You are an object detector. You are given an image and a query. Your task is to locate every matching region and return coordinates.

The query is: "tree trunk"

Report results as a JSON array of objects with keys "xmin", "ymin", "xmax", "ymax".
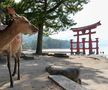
[{"xmin": 36, "ymin": 24, "xmax": 43, "ymax": 55}]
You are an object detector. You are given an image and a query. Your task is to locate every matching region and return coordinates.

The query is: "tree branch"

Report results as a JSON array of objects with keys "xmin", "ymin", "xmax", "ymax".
[
  {"xmin": 46, "ymin": 0, "xmax": 65, "ymax": 13},
  {"xmin": 44, "ymin": 0, "xmax": 47, "ymax": 11},
  {"xmin": 35, "ymin": 0, "xmax": 44, "ymax": 3}
]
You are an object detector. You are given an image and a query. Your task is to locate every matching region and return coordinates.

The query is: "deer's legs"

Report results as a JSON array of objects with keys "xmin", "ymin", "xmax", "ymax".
[
  {"xmin": 12, "ymin": 57, "xmax": 17, "ymax": 76},
  {"xmin": 12, "ymin": 55, "xmax": 20, "ymax": 80},
  {"xmin": 17, "ymin": 56, "xmax": 20, "ymax": 80},
  {"xmin": 7, "ymin": 54, "xmax": 13, "ymax": 87}
]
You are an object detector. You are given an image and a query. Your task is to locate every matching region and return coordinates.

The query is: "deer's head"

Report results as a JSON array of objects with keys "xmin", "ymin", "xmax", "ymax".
[{"xmin": 7, "ymin": 7, "xmax": 38, "ymax": 34}]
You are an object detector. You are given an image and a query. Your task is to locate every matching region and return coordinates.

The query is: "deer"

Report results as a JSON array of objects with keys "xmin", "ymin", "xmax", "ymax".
[{"xmin": 0, "ymin": 7, "xmax": 38, "ymax": 87}]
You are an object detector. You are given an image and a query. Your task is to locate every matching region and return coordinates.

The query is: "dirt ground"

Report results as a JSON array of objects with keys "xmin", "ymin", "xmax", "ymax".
[{"xmin": 0, "ymin": 55, "xmax": 108, "ymax": 90}]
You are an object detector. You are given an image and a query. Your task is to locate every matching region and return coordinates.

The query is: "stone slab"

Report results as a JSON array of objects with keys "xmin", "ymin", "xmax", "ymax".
[{"xmin": 48, "ymin": 75, "xmax": 88, "ymax": 90}]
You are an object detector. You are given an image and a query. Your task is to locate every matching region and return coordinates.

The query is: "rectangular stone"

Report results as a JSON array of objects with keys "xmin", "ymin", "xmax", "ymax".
[{"xmin": 48, "ymin": 75, "xmax": 88, "ymax": 90}]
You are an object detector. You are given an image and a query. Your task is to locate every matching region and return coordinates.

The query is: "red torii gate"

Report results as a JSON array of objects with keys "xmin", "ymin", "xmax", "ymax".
[{"xmin": 70, "ymin": 21, "xmax": 101, "ymax": 55}]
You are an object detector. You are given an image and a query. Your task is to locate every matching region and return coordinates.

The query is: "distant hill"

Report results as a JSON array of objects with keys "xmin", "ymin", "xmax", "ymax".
[
  {"xmin": 22, "ymin": 34, "xmax": 70, "ymax": 50},
  {"xmin": 22, "ymin": 34, "xmax": 37, "ymax": 43}
]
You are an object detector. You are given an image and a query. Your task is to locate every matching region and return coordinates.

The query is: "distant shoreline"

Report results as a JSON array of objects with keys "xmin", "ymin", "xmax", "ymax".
[{"xmin": 22, "ymin": 49, "xmax": 108, "ymax": 56}]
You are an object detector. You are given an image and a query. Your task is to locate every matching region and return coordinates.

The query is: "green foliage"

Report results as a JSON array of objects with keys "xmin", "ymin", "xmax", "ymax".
[
  {"xmin": 14, "ymin": 0, "xmax": 89, "ymax": 35},
  {"xmin": 0, "ymin": 0, "xmax": 15, "ymax": 24},
  {"xmin": 0, "ymin": 0, "xmax": 15, "ymax": 9}
]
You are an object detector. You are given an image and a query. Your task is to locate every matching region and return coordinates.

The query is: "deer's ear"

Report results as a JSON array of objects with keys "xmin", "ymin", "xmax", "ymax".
[
  {"xmin": 6, "ymin": 7, "xmax": 19, "ymax": 19},
  {"xmin": 7, "ymin": 7, "xmax": 16, "ymax": 15}
]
